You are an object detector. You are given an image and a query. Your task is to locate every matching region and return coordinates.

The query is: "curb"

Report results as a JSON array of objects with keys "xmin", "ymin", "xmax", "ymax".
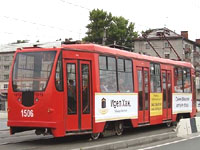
[
  {"xmin": 73, "ymin": 132, "xmax": 176, "ymax": 150},
  {"xmin": 0, "ymin": 129, "xmax": 9, "ymax": 131}
]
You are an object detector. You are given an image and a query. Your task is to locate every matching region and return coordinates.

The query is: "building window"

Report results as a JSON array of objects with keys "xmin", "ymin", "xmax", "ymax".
[
  {"xmin": 150, "ymin": 63, "xmax": 161, "ymax": 92},
  {"xmin": 196, "ymin": 47, "xmax": 200, "ymax": 53},
  {"xmin": 4, "ymin": 56, "xmax": 9, "ymax": 61},
  {"xmin": 4, "ymin": 84, "xmax": 8, "ymax": 89},
  {"xmin": 165, "ymin": 54, "xmax": 170, "ymax": 59},
  {"xmin": 4, "ymin": 74, "xmax": 9, "ymax": 80},
  {"xmin": 4, "ymin": 65, "xmax": 9, "ymax": 70},
  {"xmin": 0, "ymin": 93, "xmax": 7, "ymax": 111},
  {"xmin": 185, "ymin": 44, "xmax": 191, "ymax": 49},
  {"xmin": 0, "ymin": 101, "xmax": 6, "ymax": 111},
  {"xmin": 165, "ymin": 42, "xmax": 169, "ymax": 48},
  {"xmin": 185, "ymin": 52, "xmax": 191, "ymax": 59},
  {"xmin": 145, "ymin": 43, "xmax": 150, "ymax": 49}
]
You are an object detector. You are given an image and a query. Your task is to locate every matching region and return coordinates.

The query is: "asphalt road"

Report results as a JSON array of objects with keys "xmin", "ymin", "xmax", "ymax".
[
  {"xmin": 149, "ymin": 135, "xmax": 200, "ymax": 150},
  {"xmin": 0, "ymin": 124, "xmax": 175, "ymax": 150},
  {"xmin": 125, "ymin": 133, "xmax": 200, "ymax": 150}
]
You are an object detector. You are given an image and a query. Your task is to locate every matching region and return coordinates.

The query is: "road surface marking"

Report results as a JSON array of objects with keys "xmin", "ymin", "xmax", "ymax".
[{"xmin": 137, "ymin": 134, "xmax": 200, "ymax": 150}]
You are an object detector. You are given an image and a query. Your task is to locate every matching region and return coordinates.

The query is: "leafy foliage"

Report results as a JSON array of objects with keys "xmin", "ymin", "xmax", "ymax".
[
  {"xmin": 83, "ymin": 9, "xmax": 138, "ymax": 49},
  {"xmin": 141, "ymin": 29, "xmax": 153, "ymax": 37}
]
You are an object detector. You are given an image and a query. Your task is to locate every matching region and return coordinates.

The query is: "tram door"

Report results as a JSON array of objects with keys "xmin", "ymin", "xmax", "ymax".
[
  {"xmin": 137, "ymin": 67, "xmax": 150, "ymax": 123},
  {"xmin": 65, "ymin": 60, "xmax": 92, "ymax": 131},
  {"xmin": 162, "ymin": 70, "xmax": 172, "ymax": 120}
]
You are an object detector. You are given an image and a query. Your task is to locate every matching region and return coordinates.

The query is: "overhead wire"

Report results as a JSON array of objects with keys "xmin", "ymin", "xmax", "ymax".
[
  {"xmin": 0, "ymin": 0, "xmax": 156, "ymax": 43},
  {"xmin": 59, "ymin": 0, "xmax": 91, "ymax": 11},
  {"xmin": 0, "ymin": 15, "xmax": 76, "ymax": 33},
  {"xmin": 0, "ymin": 14, "xmax": 83, "ymax": 42}
]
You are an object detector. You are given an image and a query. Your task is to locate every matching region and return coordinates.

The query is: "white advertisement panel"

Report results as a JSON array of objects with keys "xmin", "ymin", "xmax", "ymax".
[
  {"xmin": 95, "ymin": 93, "xmax": 138, "ymax": 123},
  {"xmin": 172, "ymin": 93, "xmax": 192, "ymax": 114}
]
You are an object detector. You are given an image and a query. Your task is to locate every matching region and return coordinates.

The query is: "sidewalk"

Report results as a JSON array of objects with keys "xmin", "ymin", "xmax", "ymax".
[{"xmin": 0, "ymin": 118, "xmax": 8, "ymax": 130}]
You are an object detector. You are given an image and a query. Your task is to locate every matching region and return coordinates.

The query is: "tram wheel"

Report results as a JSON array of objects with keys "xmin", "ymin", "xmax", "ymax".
[
  {"xmin": 91, "ymin": 133, "xmax": 100, "ymax": 140},
  {"xmin": 115, "ymin": 121, "xmax": 124, "ymax": 136}
]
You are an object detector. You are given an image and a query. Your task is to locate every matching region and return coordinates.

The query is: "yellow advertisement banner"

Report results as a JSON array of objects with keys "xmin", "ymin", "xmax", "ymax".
[{"xmin": 150, "ymin": 93, "xmax": 163, "ymax": 116}]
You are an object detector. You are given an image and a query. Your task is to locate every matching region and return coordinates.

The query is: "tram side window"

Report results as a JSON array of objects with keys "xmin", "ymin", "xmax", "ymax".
[
  {"xmin": 150, "ymin": 63, "xmax": 161, "ymax": 92},
  {"xmin": 82, "ymin": 64, "xmax": 90, "ymax": 114},
  {"xmin": 55, "ymin": 53, "xmax": 63, "ymax": 91},
  {"xmin": 117, "ymin": 59, "xmax": 133, "ymax": 92},
  {"xmin": 67, "ymin": 64, "xmax": 77, "ymax": 114},
  {"xmin": 174, "ymin": 67, "xmax": 191, "ymax": 93},
  {"xmin": 138, "ymin": 70, "xmax": 143, "ymax": 110},
  {"xmin": 99, "ymin": 56, "xmax": 117, "ymax": 92},
  {"xmin": 183, "ymin": 68, "xmax": 191, "ymax": 93}
]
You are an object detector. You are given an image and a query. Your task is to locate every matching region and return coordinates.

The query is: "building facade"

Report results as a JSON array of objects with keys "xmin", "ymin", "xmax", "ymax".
[
  {"xmin": 0, "ymin": 51, "xmax": 14, "ymax": 117},
  {"xmin": 133, "ymin": 28, "xmax": 200, "ymax": 99}
]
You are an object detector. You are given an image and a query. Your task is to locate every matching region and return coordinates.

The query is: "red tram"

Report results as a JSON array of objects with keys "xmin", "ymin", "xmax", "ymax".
[{"xmin": 7, "ymin": 44, "xmax": 196, "ymax": 138}]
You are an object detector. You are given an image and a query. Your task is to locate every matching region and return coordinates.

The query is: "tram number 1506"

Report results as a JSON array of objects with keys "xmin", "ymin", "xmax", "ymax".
[{"xmin": 21, "ymin": 109, "xmax": 34, "ymax": 117}]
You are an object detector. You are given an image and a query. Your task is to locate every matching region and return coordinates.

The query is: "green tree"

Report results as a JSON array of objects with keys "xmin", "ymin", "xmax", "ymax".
[
  {"xmin": 107, "ymin": 16, "xmax": 138, "ymax": 48},
  {"xmin": 83, "ymin": 9, "xmax": 138, "ymax": 49},
  {"xmin": 83, "ymin": 9, "xmax": 112, "ymax": 44},
  {"xmin": 141, "ymin": 29, "xmax": 153, "ymax": 37}
]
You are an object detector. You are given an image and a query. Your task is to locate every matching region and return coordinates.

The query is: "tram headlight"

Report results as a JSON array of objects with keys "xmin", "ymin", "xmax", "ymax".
[
  {"xmin": 48, "ymin": 108, "xmax": 54, "ymax": 113},
  {"xmin": 7, "ymin": 107, "xmax": 10, "ymax": 112}
]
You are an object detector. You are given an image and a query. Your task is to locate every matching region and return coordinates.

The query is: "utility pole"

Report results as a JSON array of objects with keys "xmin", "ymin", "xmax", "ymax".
[{"xmin": 102, "ymin": 28, "xmax": 107, "ymax": 45}]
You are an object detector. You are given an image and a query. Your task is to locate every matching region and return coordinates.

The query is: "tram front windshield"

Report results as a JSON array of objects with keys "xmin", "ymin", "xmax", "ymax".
[{"xmin": 12, "ymin": 51, "xmax": 56, "ymax": 92}]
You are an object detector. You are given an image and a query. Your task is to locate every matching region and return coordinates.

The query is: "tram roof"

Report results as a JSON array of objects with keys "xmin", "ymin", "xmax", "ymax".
[{"xmin": 62, "ymin": 44, "xmax": 194, "ymax": 69}]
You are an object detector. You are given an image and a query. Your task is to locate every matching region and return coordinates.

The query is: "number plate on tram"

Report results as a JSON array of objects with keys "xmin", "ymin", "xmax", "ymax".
[{"xmin": 21, "ymin": 109, "xmax": 34, "ymax": 117}]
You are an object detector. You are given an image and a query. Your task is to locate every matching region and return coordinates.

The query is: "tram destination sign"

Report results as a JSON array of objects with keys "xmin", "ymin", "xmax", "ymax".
[{"xmin": 95, "ymin": 93, "xmax": 138, "ymax": 123}]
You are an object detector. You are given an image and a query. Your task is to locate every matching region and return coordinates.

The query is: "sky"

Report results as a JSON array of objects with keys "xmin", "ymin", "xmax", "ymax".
[{"xmin": 0, "ymin": 0, "xmax": 200, "ymax": 44}]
